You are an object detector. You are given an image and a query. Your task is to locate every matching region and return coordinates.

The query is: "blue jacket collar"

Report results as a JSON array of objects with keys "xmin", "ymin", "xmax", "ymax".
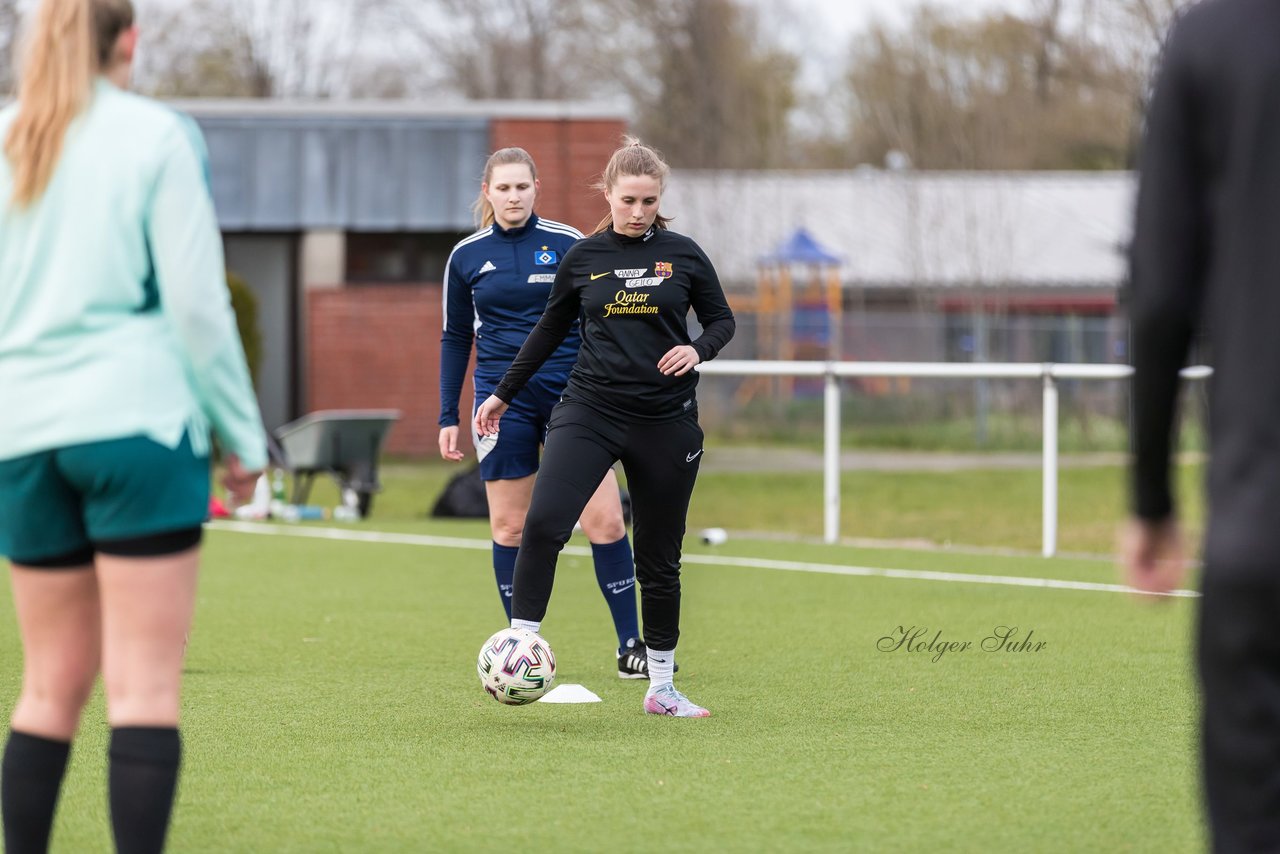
[{"xmin": 493, "ymin": 213, "xmax": 540, "ymax": 241}]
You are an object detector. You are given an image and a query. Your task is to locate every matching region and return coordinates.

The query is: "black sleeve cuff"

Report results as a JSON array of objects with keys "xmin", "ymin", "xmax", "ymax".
[{"xmin": 1133, "ymin": 495, "xmax": 1174, "ymax": 521}]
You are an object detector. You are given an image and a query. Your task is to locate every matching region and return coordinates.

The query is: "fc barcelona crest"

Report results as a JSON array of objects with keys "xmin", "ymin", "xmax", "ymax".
[{"xmin": 655, "ymin": 261, "xmax": 673, "ymax": 278}]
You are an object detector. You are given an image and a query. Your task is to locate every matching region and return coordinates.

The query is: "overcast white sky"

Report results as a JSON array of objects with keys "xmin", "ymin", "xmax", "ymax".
[{"xmin": 802, "ymin": 0, "xmax": 1035, "ymax": 35}]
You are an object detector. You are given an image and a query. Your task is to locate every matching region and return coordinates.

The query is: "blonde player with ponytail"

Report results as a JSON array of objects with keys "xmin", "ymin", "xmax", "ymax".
[
  {"xmin": 0, "ymin": 1, "xmax": 265, "ymax": 851},
  {"xmin": 475, "ymin": 138, "xmax": 735, "ymax": 717}
]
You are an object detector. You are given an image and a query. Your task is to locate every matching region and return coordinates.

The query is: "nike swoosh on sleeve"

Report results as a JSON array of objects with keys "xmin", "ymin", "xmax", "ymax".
[{"xmin": 590, "ymin": 272, "xmax": 611, "ymax": 280}]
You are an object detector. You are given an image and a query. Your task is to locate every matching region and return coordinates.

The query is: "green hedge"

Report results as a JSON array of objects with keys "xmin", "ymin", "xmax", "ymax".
[{"xmin": 227, "ymin": 271, "xmax": 262, "ymax": 387}]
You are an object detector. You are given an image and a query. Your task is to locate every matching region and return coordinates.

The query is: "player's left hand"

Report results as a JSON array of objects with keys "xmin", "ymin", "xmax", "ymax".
[{"xmin": 658, "ymin": 345, "xmax": 701, "ymax": 376}]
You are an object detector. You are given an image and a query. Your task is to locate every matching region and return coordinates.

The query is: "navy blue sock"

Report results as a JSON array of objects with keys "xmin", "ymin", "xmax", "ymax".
[
  {"xmin": 108, "ymin": 726, "xmax": 181, "ymax": 854},
  {"xmin": 591, "ymin": 535, "xmax": 640, "ymax": 649},
  {"xmin": 493, "ymin": 543, "xmax": 518, "ymax": 621},
  {"xmin": 2, "ymin": 729, "xmax": 71, "ymax": 854}
]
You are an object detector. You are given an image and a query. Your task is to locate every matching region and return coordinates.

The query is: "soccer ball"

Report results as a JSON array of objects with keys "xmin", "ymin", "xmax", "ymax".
[{"xmin": 477, "ymin": 628, "xmax": 556, "ymax": 705}]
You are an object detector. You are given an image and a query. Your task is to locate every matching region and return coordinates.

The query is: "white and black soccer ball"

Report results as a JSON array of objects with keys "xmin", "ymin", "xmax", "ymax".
[{"xmin": 477, "ymin": 628, "xmax": 556, "ymax": 705}]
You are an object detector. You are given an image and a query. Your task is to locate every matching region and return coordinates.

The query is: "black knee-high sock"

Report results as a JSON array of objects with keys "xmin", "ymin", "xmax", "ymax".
[
  {"xmin": 108, "ymin": 727, "xmax": 181, "ymax": 854},
  {"xmin": 2, "ymin": 729, "xmax": 72, "ymax": 854}
]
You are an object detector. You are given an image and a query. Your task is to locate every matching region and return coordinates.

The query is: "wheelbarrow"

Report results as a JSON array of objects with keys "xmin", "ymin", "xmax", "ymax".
[{"xmin": 273, "ymin": 409, "xmax": 401, "ymax": 518}]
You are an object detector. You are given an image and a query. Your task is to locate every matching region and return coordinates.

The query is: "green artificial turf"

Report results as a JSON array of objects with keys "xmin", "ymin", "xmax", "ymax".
[
  {"xmin": 304, "ymin": 458, "xmax": 1206, "ymax": 557},
  {"xmin": 0, "ymin": 525, "xmax": 1204, "ymax": 852},
  {"xmin": 690, "ymin": 464, "xmax": 1206, "ymax": 556}
]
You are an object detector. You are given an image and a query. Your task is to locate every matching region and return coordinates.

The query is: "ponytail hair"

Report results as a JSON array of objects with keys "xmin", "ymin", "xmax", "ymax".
[
  {"xmin": 4, "ymin": 0, "xmax": 135, "ymax": 207},
  {"xmin": 592, "ymin": 137, "xmax": 673, "ymax": 235},
  {"xmin": 472, "ymin": 146, "xmax": 538, "ymax": 228}
]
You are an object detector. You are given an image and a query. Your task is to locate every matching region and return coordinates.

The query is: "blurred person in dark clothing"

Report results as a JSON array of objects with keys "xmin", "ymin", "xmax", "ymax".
[{"xmin": 1124, "ymin": 1, "xmax": 1280, "ymax": 850}]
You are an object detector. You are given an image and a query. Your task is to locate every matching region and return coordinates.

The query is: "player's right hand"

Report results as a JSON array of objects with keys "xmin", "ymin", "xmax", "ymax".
[
  {"xmin": 438, "ymin": 426, "xmax": 465, "ymax": 462},
  {"xmin": 1118, "ymin": 516, "xmax": 1187, "ymax": 597},
  {"xmin": 473, "ymin": 394, "xmax": 509, "ymax": 437},
  {"xmin": 222, "ymin": 454, "xmax": 262, "ymax": 504}
]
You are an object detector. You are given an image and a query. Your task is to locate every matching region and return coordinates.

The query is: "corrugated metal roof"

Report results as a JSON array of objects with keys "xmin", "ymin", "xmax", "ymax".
[
  {"xmin": 663, "ymin": 170, "xmax": 1136, "ymax": 288},
  {"xmin": 191, "ymin": 113, "xmax": 489, "ymax": 231},
  {"xmin": 177, "ymin": 99, "xmax": 628, "ymax": 231},
  {"xmin": 172, "ymin": 98, "xmax": 628, "ymax": 120}
]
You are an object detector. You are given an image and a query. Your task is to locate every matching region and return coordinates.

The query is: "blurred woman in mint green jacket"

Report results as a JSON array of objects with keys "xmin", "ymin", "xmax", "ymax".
[{"xmin": 0, "ymin": 1, "xmax": 266, "ymax": 851}]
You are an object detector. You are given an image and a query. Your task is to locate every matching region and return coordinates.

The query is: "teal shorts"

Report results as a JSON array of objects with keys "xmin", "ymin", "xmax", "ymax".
[{"xmin": 0, "ymin": 432, "xmax": 210, "ymax": 566}]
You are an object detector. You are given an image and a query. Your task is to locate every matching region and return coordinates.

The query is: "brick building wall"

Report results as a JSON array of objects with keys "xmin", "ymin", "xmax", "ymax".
[
  {"xmin": 490, "ymin": 118, "xmax": 628, "ymax": 232},
  {"xmin": 307, "ymin": 286, "xmax": 444, "ymax": 457}
]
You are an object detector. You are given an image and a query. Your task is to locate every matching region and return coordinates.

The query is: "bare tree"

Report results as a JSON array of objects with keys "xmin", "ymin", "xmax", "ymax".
[
  {"xmin": 1115, "ymin": 0, "xmax": 1187, "ymax": 45},
  {"xmin": 1, "ymin": 0, "xmax": 21, "ymax": 95},
  {"xmin": 391, "ymin": 0, "xmax": 800, "ymax": 168},
  {"xmin": 631, "ymin": 0, "xmax": 800, "ymax": 169},
  {"xmin": 1029, "ymin": 0, "xmax": 1066, "ymax": 103},
  {"xmin": 392, "ymin": 0, "xmax": 633, "ymax": 100},
  {"xmin": 132, "ymin": 0, "xmax": 256, "ymax": 97},
  {"xmin": 132, "ymin": 0, "xmax": 398, "ymax": 98},
  {"xmin": 230, "ymin": 0, "xmax": 394, "ymax": 98},
  {"xmin": 840, "ymin": 7, "xmax": 1137, "ymax": 171},
  {"xmin": 1074, "ymin": 0, "xmax": 1195, "ymax": 164},
  {"xmin": 1071, "ymin": 0, "xmax": 1192, "ymax": 81}
]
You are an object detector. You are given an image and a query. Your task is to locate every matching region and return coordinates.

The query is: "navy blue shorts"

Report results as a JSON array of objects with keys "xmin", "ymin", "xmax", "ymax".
[{"xmin": 472, "ymin": 370, "xmax": 568, "ymax": 482}]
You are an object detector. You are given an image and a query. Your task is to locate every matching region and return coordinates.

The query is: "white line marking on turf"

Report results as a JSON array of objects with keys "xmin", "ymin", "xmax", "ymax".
[
  {"xmin": 212, "ymin": 520, "xmax": 495, "ymax": 552},
  {"xmin": 686, "ymin": 553, "xmax": 1198, "ymax": 597},
  {"xmin": 207, "ymin": 521, "xmax": 1198, "ymax": 598}
]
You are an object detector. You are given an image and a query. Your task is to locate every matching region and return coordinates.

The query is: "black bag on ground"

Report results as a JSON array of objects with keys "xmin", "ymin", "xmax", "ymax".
[
  {"xmin": 431, "ymin": 465, "xmax": 489, "ymax": 518},
  {"xmin": 429, "ymin": 464, "xmax": 632, "ymax": 525}
]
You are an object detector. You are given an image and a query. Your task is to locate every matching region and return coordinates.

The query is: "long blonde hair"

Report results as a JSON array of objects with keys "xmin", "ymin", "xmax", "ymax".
[
  {"xmin": 592, "ymin": 137, "xmax": 673, "ymax": 235},
  {"xmin": 472, "ymin": 147, "xmax": 538, "ymax": 228},
  {"xmin": 4, "ymin": 0, "xmax": 135, "ymax": 206}
]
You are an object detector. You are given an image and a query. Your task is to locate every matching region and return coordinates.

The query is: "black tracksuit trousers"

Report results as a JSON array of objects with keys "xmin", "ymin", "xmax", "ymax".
[
  {"xmin": 511, "ymin": 400, "xmax": 704, "ymax": 651},
  {"xmin": 1198, "ymin": 571, "xmax": 1280, "ymax": 853}
]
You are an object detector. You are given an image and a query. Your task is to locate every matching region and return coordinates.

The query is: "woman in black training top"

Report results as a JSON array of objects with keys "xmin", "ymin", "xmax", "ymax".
[{"xmin": 474, "ymin": 138, "xmax": 734, "ymax": 717}]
